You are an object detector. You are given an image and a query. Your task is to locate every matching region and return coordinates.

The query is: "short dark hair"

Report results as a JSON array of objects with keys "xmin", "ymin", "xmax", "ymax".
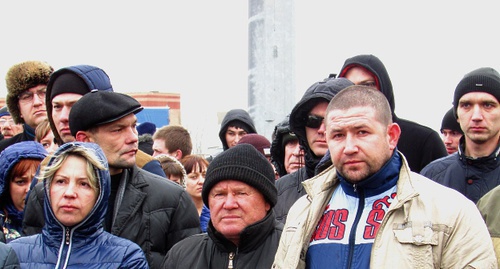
[{"xmin": 326, "ymin": 85, "xmax": 392, "ymax": 126}]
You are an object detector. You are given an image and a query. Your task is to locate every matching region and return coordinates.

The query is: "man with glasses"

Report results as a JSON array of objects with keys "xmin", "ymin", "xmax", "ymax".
[
  {"xmin": 274, "ymin": 77, "xmax": 353, "ymax": 224},
  {"xmin": 0, "ymin": 106, "xmax": 23, "ymax": 140},
  {"xmin": 0, "ymin": 60, "xmax": 53, "ymax": 152}
]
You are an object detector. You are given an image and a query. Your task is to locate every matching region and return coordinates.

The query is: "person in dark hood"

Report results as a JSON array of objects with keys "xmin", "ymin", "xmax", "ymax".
[
  {"xmin": 274, "ymin": 77, "xmax": 353, "ymax": 224},
  {"xmin": 9, "ymin": 142, "xmax": 148, "ymax": 268},
  {"xmin": 440, "ymin": 107, "xmax": 463, "ymax": 155},
  {"xmin": 338, "ymin": 54, "xmax": 447, "ymax": 173},
  {"xmin": 218, "ymin": 109, "xmax": 257, "ymax": 151},
  {"xmin": 271, "ymin": 114, "xmax": 304, "ymax": 178}
]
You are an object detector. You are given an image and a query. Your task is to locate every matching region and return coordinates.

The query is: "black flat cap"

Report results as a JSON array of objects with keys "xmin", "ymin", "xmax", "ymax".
[{"xmin": 69, "ymin": 90, "xmax": 143, "ymax": 136}]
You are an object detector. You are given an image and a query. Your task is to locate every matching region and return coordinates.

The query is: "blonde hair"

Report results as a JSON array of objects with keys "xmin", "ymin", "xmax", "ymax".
[{"xmin": 42, "ymin": 146, "xmax": 106, "ymax": 195}]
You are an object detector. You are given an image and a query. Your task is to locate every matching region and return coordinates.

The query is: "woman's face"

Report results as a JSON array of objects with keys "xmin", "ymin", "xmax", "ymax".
[
  {"xmin": 10, "ymin": 164, "xmax": 36, "ymax": 211},
  {"xmin": 50, "ymin": 155, "xmax": 98, "ymax": 227},
  {"xmin": 186, "ymin": 162, "xmax": 207, "ymax": 200}
]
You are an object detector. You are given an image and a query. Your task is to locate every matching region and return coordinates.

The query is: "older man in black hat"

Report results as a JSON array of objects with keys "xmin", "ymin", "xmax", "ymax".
[
  {"xmin": 162, "ymin": 143, "xmax": 283, "ymax": 268},
  {"xmin": 66, "ymin": 90, "xmax": 200, "ymax": 268}
]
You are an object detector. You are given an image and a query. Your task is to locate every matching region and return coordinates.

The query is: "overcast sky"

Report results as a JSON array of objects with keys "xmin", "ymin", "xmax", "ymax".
[{"xmin": 1, "ymin": 1, "xmax": 499, "ymax": 153}]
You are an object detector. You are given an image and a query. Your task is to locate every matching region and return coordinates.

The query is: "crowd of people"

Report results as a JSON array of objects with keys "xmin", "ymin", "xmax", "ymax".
[{"xmin": 0, "ymin": 54, "xmax": 498, "ymax": 268}]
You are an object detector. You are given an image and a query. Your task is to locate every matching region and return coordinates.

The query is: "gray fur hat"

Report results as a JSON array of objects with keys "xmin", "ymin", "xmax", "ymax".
[{"xmin": 5, "ymin": 60, "xmax": 53, "ymax": 124}]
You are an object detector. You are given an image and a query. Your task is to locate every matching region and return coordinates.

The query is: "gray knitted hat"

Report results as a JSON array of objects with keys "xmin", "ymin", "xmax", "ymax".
[{"xmin": 202, "ymin": 143, "xmax": 277, "ymax": 208}]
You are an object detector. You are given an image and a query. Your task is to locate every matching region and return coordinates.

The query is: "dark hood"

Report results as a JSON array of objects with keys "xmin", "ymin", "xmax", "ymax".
[
  {"xmin": 339, "ymin": 54, "xmax": 396, "ymax": 116},
  {"xmin": 270, "ymin": 115, "xmax": 293, "ymax": 177},
  {"xmin": 290, "ymin": 77, "xmax": 353, "ymax": 177},
  {"xmin": 42, "ymin": 142, "xmax": 110, "ymax": 247},
  {"xmin": 46, "ymin": 65, "xmax": 114, "ymax": 145},
  {"xmin": 218, "ymin": 109, "xmax": 257, "ymax": 150}
]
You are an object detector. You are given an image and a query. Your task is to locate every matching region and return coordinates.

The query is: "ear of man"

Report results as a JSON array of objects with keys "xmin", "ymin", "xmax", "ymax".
[{"xmin": 75, "ymin": 131, "xmax": 93, "ymax": 142}]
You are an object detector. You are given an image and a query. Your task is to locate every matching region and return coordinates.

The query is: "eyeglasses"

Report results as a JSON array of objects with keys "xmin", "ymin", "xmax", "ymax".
[
  {"xmin": 0, "ymin": 119, "xmax": 14, "ymax": 125},
  {"xmin": 305, "ymin": 115, "xmax": 324, "ymax": 129},
  {"xmin": 18, "ymin": 88, "xmax": 47, "ymax": 103}
]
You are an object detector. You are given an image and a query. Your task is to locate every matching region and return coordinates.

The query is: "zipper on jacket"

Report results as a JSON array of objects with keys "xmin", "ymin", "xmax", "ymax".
[
  {"xmin": 347, "ymin": 188, "xmax": 365, "ymax": 269},
  {"xmin": 65, "ymin": 227, "xmax": 70, "ymax": 245},
  {"xmin": 353, "ymin": 183, "xmax": 357, "ymax": 192},
  {"xmin": 228, "ymin": 252, "xmax": 235, "ymax": 269}
]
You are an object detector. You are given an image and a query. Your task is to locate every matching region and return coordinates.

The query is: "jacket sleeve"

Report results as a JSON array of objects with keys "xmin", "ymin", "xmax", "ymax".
[
  {"xmin": 166, "ymin": 190, "xmax": 201, "ymax": 251},
  {"xmin": 22, "ymin": 181, "xmax": 45, "ymax": 235},
  {"xmin": 0, "ymin": 243, "xmax": 20, "ymax": 269},
  {"xmin": 441, "ymin": 200, "xmax": 497, "ymax": 268},
  {"xmin": 121, "ymin": 244, "xmax": 150, "ymax": 269}
]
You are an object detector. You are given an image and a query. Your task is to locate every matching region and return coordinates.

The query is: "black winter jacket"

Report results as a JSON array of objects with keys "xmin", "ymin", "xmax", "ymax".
[
  {"xmin": 23, "ymin": 165, "xmax": 200, "ymax": 269},
  {"xmin": 421, "ymin": 137, "xmax": 500, "ymax": 203},
  {"xmin": 162, "ymin": 211, "xmax": 283, "ymax": 269},
  {"xmin": 339, "ymin": 54, "xmax": 447, "ymax": 172}
]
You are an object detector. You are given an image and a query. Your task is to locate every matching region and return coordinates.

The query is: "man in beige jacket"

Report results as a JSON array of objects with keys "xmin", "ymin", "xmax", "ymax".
[{"xmin": 273, "ymin": 85, "xmax": 496, "ymax": 268}]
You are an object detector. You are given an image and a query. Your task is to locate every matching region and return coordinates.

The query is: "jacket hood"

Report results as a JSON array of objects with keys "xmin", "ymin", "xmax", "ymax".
[
  {"xmin": 42, "ymin": 142, "xmax": 110, "ymax": 247},
  {"xmin": 0, "ymin": 141, "xmax": 47, "ymax": 197},
  {"xmin": 218, "ymin": 109, "xmax": 257, "ymax": 150},
  {"xmin": 270, "ymin": 114, "xmax": 295, "ymax": 177},
  {"xmin": 339, "ymin": 54, "xmax": 396, "ymax": 115},
  {"xmin": 46, "ymin": 65, "xmax": 114, "ymax": 145},
  {"xmin": 290, "ymin": 77, "xmax": 353, "ymax": 176}
]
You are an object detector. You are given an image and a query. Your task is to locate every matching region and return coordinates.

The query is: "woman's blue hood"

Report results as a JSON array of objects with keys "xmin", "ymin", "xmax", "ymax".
[
  {"xmin": 42, "ymin": 142, "xmax": 110, "ymax": 245},
  {"xmin": 0, "ymin": 141, "xmax": 47, "ymax": 197}
]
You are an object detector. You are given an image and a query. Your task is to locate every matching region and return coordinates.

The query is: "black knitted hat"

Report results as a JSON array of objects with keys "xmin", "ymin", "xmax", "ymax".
[
  {"xmin": 453, "ymin": 67, "xmax": 500, "ymax": 116},
  {"xmin": 202, "ymin": 143, "xmax": 277, "ymax": 208},
  {"xmin": 49, "ymin": 72, "xmax": 91, "ymax": 101},
  {"xmin": 5, "ymin": 60, "xmax": 53, "ymax": 124},
  {"xmin": 441, "ymin": 107, "xmax": 463, "ymax": 134},
  {"xmin": 69, "ymin": 90, "xmax": 143, "ymax": 136}
]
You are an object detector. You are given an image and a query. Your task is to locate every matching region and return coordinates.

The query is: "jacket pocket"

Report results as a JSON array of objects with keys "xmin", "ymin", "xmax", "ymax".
[{"xmin": 392, "ymin": 221, "xmax": 439, "ymax": 246}]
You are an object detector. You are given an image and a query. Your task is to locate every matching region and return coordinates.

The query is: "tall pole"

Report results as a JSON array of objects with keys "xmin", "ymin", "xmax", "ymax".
[{"xmin": 248, "ymin": 0, "xmax": 295, "ymax": 140}]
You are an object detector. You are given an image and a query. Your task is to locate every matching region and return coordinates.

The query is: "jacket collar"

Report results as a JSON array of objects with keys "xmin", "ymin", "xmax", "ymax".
[{"xmin": 207, "ymin": 210, "xmax": 277, "ymax": 253}]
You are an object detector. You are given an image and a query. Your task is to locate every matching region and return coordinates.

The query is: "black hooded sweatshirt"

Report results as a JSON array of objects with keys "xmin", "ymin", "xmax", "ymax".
[
  {"xmin": 339, "ymin": 54, "xmax": 447, "ymax": 173},
  {"xmin": 218, "ymin": 109, "xmax": 257, "ymax": 151},
  {"xmin": 274, "ymin": 77, "xmax": 354, "ymax": 224}
]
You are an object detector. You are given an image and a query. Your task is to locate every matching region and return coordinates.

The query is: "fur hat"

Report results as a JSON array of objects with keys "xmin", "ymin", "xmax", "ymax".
[
  {"xmin": 69, "ymin": 90, "xmax": 143, "ymax": 136},
  {"xmin": 453, "ymin": 67, "xmax": 500, "ymax": 117},
  {"xmin": 5, "ymin": 60, "xmax": 53, "ymax": 124},
  {"xmin": 202, "ymin": 143, "xmax": 277, "ymax": 208}
]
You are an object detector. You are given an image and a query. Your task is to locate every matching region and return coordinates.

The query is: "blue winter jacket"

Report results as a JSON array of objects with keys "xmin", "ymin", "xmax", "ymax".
[
  {"xmin": 9, "ymin": 142, "xmax": 149, "ymax": 268},
  {"xmin": 421, "ymin": 137, "xmax": 500, "ymax": 203},
  {"xmin": 0, "ymin": 141, "xmax": 47, "ymax": 243}
]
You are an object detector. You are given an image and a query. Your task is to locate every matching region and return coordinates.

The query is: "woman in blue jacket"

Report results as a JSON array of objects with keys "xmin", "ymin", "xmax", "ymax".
[
  {"xmin": 9, "ymin": 142, "xmax": 148, "ymax": 268},
  {"xmin": 0, "ymin": 141, "xmax": 46, "ymax": 243}
]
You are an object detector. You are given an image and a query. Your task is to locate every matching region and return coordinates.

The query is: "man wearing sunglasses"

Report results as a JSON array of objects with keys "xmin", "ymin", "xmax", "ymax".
[
  {"xmin": 274, "ymin": 77, "xmax": 353, "ymax": 224},
  {"xmin": 0, "ymin": 60, "xmax": 53, "ymax": 152}
]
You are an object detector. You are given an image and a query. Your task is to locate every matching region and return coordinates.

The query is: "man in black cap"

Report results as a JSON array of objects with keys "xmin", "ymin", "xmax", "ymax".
[
  {"xmin": 162, "ymin": 143, "xmax": 283, "ymax": 268},
  {"xmin": 440, "ymin": 107, "xmax": 463, "ymax": 154},
  {"xmin": 421, "ymin": 67, "xmax": 500, "ymax": 203},
  {"xmin": 43, "ymin": 90, "xmax": 200, "ymax": 268},
  {"xmin": 22, "ymin": 65, "xmax": 166, "ymax": 237}
]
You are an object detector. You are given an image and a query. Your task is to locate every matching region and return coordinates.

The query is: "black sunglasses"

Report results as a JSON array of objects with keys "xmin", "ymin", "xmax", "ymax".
[{"xmin": 305, "ymin": 115, "xmax": 324, "ymax": 129}]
